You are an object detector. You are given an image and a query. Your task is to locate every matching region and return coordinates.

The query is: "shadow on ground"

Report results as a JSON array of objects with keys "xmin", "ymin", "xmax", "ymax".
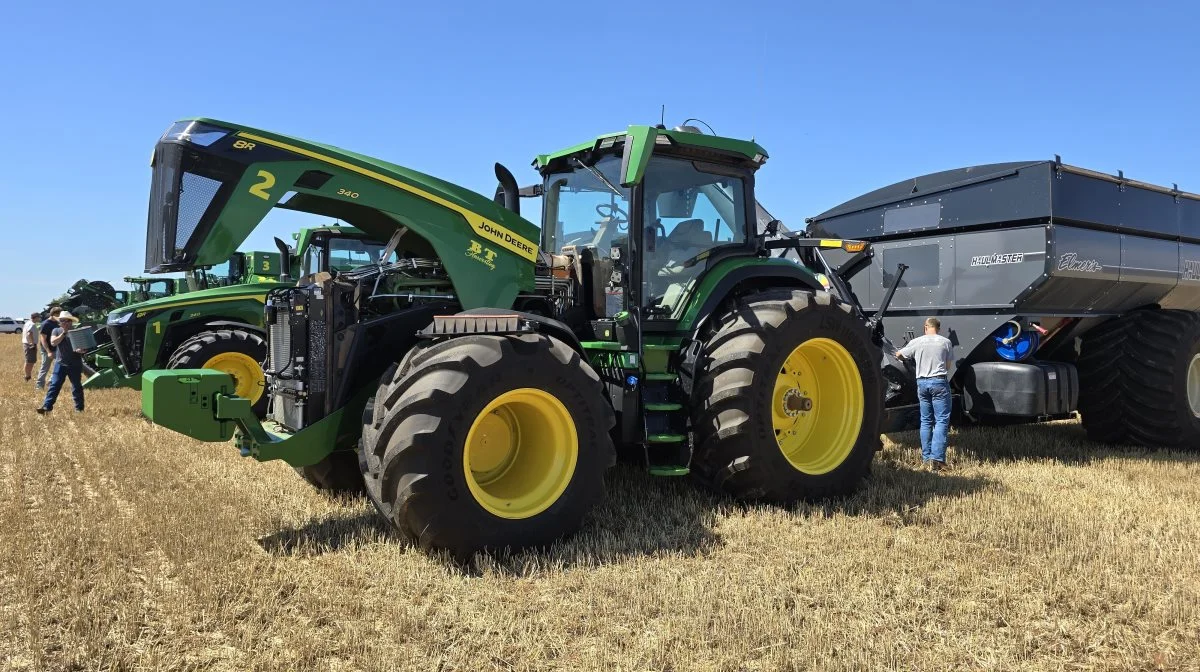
[
  {"xmin": 258, "ymin": 506, "xmax": 393, "ymax": 557},
  {"xmin": 888, "ymin": 420, "xmax": 1200, "ymax": 466},
  {"xmin": 257, "ymin": 460, "xmax": 991, "ymax": 574}
]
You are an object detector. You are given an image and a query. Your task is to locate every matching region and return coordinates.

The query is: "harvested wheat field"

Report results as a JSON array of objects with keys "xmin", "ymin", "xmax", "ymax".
[{"xmin": 1, "ymin": 338, "xmax": 1198, "ymax": 671}]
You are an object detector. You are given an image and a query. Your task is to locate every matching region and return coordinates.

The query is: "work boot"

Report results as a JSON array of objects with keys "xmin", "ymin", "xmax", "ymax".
[
  {"xmin": 930, "ymin": 460, "xmax": 948, "ymax": 473},
  {"xmin": 35, "ymin": 406, "xmax": 49, "ymax": 415}
]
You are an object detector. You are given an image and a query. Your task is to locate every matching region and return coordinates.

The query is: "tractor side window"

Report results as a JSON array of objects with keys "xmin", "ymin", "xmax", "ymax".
[{"xmin": 642, "ymin": 158, "xmax": 749, "ymax": 318}]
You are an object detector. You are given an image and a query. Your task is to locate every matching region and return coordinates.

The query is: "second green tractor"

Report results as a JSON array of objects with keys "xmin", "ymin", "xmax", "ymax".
[
  {"xmin": 141, "ymin": 119, "xmax": 885, "ymax": 557},
  {"xmin": 89, "ymin": 233, "xmax": 387, "ymax": 419}
]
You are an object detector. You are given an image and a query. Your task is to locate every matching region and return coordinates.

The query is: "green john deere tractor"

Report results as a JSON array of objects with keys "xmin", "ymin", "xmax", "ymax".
[
  {"xmin": 141, "ymin": 118, "xmax": 885, "ymax": 557},
  {"xmin": 87, "ymin": 233, "xmax": 386, "ymax": 416}
]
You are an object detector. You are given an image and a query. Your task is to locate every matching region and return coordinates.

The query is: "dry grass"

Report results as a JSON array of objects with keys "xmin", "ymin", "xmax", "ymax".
[{"xmin": 1, "ymin": 337, "xmax": 1198, "ymax": 671}]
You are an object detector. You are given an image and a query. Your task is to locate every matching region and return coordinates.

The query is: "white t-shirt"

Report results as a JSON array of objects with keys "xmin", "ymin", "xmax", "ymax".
[
  {"xmin": 21, "ymin": 320, "xmax": 36, "ymax": 346},
  {"xmin": 898, "ymin": 333, "xmax": 954, "ymax": 378}
]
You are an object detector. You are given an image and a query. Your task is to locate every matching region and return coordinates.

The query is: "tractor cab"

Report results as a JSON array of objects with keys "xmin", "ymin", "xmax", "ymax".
[{"xmin": 534, "ymin": 125, "xmax": 768, "ymax": 328}]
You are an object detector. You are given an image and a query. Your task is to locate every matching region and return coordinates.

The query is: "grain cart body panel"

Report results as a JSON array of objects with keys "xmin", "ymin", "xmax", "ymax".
[{"xmin": 808, "ymin": 160, "xmax": 1200, "ymax": 429}]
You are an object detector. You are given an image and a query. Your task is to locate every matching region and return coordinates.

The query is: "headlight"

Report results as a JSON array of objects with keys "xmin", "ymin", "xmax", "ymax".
[
  {"xmin": 107, "ymin": 311, "xmax": 133, "ymax": 326},
  {"xmin": 160, "ymin": 120, "xmax": 229, "ymax": 147}
]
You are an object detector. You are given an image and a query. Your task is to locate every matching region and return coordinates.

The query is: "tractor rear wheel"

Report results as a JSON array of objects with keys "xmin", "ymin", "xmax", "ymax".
[
  {"xmin": 167, "ymin": 329, "xmax": 269, "ymax": 418},
  {"xmin": 359, "ymin": 334, "xmax": 615, "ymax": 558},
  {"xmin": 294, "ymin": 451, "xmax": 364, "ymax": 495},
  {"xmin": 1077, "ymin": 316, "xmax": 1131, "ymax": 443},
  {"xmin": 1118, "ymin": 309, "xmax": 1200, "ymax": 449},
  {"xmin": 691, "ymin": 289, "xmax": 883, "ymax": 501}
]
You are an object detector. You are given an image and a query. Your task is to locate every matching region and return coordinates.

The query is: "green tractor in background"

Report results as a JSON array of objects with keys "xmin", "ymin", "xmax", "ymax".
[
  {"xmin": 140, "ymin": 118, "xmax": 885, "ymax": 557},
  {"xmin": 89, "ymin": 230, "xmax": 386, "ymax": 419}
]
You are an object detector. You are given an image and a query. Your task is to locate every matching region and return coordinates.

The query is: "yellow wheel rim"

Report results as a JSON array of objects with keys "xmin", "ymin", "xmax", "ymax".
[
  {"xmin": 463, "ymin": 388, "xmax": 578, "ymax": 519},
  {"xmin": 201, "ymin": 352, "xmax": 266, "ymax": 405},
  {"xmin": 771, "ymin": 337, "xmax": 864, "ymax": 475}
]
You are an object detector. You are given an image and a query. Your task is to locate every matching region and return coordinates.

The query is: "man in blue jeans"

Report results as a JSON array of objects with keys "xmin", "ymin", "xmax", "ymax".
[
  {"xmin": 896, "ymin": 318, "xmax": 955, "ymax": 471},
  {"xmin": 36, "ymin": 311, "xmax": 87, "ymax": 414}
]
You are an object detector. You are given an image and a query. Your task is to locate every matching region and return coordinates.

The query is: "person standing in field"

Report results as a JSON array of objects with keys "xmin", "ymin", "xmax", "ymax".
[
  {"xmin": 895, "ymin": 317, "xmax": 955, "ymax": 471},
  {"xmin": 37, "ymin": 311, "xmax": 87, "ymax": 414},
  {"xmin": 21, "ymin": 312, "xmax": 40, "ymax": 381},
  {"xmin": 35, "ymin": 306, "xmax": 61, "ymax": 389}
]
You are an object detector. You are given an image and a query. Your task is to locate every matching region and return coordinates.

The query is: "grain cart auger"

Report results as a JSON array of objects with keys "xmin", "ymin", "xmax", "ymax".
[
  {"xmin": 140, "ymin": 118, "xmax": 885, "ymax": 557},
  {"xmin": 807, "ymin": 159, "xmax": 1200, "ymax": 448}
]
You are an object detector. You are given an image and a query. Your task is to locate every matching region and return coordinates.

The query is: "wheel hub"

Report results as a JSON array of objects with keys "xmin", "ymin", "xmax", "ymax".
[{"xmin": 782, "ymin": 388, "xmax": 813, "ymax": 415}]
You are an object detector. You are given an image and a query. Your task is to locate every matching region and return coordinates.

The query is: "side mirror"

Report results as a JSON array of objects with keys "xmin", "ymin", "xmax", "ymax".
[{"xmin": 765, "ymin": 219, "xmax": 782, "ymax": 237}]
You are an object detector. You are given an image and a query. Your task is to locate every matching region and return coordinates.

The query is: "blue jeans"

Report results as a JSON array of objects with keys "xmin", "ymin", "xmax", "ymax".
[
  {"xmin": 917, "ymin": 377, "xmax": 951, "ymax": 462},
  {"xmin": 42, "ymin": 361, "xmax": 84, "ymax": 411}
]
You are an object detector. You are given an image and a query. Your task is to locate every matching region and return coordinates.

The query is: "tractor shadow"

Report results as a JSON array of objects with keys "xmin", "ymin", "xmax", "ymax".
[
  {"xmin": 887, "ymin": 420, "xmax": 1200, "ymax": 467},
  {"xmin": 257, "ymin": 462, "xmax": 989, "ymax": 575},
  {"xmin": 257, "ymin": 506, "xmax": 392, "ymax": 557}
]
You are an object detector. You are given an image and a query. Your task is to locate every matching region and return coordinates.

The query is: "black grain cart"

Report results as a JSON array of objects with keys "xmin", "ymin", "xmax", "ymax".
[{"xmin": 807, "ymin": 159, "xmax": 1200, "ymax": 448}]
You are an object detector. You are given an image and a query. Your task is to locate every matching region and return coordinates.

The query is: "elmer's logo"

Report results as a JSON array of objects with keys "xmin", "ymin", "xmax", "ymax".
[{"xmin": 466, "ymin": 240, "xmax": 498, "ymax": 270}]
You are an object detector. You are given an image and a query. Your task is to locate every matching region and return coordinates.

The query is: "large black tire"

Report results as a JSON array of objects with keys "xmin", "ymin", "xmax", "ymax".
[
  {"xmin": 167, "ymin": 329, "xmax": 269, "ymax": 418},
  {"xmin": 1118, "ymin": 309, "xmax": 1200, "ymax": 448},
  {"xmin": 691, "ymin": 289, "xmax": 884, "ymax": 501},
  {"xmin": 1077, "ymin": 316, "xmax": 1131, "ymax": 443},
  {"xmin": 359, "ymin": 334, "xmax": 616, "ymax": 558},
  {"xmin": 294, "ymin": 451, "xmax": 365, "ymax": 495}
]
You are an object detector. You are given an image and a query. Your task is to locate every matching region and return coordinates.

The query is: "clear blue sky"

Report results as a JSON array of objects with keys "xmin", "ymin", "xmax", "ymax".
[{"xmin": 2, "ymin": 1, "xmax": 1197, "ymax": 318}]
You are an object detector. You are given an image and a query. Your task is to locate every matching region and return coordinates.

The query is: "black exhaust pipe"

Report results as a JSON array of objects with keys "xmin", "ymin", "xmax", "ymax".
[
  {"xmin": 493, "ymin": 163, "xmax": 520, "ymax": 216},
  {"xmin": 274, "ymin": 237, "xmax": 293, "ymax": 282}
]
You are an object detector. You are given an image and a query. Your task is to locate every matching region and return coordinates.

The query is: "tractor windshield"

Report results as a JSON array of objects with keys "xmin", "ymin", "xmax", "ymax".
[
  {"xmin": 642, "ymin": 156, "xmax": 749, "ymax": 317},
  {"xmin": 541, "ymin": 156, "xmax": 631, "ymax": 256}
]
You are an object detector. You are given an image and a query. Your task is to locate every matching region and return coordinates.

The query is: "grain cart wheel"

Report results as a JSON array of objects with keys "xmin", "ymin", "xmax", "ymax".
[
  {"xmin": 692, "ymin": 289, "xmax": 884, "ymax": 501},
  {"xmin": 167, "ymin": 329, "xmax": 269, "ymax": 418},
  {"xmin": 294, "ymin": 451, "xmax": 364, "ymax": 495},
  {"xmin": 1077, "ymin": 316, "xmax": 1131, "ymax": 443},
  {"xmin": 1119, "ymin": 309, "xmax": 1200, "ymax": 449},
  {"xmin": 359, "ymin": 334, "xmax": 616, "ymax": 558}
]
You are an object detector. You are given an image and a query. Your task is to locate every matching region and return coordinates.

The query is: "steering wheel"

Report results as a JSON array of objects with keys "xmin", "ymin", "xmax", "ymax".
[{"xmin": 595, "ymin": 203, "xmax": 629, "ymax": 230}]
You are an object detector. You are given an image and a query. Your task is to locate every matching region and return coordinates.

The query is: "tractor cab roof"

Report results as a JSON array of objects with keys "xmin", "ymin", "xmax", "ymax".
[{"xmin": 533, "ymin": 125, "xmax": 769, "ymax": 186}]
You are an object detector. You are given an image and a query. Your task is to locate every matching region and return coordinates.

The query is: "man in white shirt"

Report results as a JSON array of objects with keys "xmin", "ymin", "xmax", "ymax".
[
  {"xmin": 21, "ymin": 312, "xmax": 39, "ymax": 381},
  {"xmin": 896, "ymin": 317, "xmax": 955, "ymax": 471}
]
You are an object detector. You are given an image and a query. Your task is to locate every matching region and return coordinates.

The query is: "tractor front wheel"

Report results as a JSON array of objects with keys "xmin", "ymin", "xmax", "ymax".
[
  {"xmin": 359, "ymin": 334, "xmax": 615, "ymax": 558},
  {"xmin": 691, "ymin": 289, "xmax": 884, "ymax": 501},
  {"xmin": 295, "ymin": 451, "xmax": 365, "ymax": 495},
  {"xmin": 167, "ymin": 329, "xmax": 269, "ymax": 418}
]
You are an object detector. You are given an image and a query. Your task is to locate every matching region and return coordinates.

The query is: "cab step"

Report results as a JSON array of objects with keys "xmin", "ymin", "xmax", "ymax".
[
  {"xmin": 648, "ymin": 465, "xmax": 690, "ymax": 477},
  {"xmin": 647, "ymin": 433, "xmax": 687, "ymax": 444},
  {"xmin": 645, "ymin": 373, "xmax": 678, "ymax": 382},
  {"xmin": 644, "ymin": 402, "xmax": 684, "ymax": 411}
]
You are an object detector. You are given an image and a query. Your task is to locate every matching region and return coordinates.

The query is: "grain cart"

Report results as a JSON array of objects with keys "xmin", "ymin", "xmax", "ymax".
[
  {"xmin": 807, "ymin": 160, "xmax": 1200, "ymax": 448},
  {"xmin": 87, "ymin": 229, "xmax": 385, "ymax": 419},
  {"xmin": 137, "ymin": 118, "xmax": 886, "ymax": 556}
]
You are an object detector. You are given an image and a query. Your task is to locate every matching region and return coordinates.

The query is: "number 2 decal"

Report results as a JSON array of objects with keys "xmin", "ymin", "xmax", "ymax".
[{"xmin": 248, "ymin": 170, "xmax": 276, "ymax": 200}]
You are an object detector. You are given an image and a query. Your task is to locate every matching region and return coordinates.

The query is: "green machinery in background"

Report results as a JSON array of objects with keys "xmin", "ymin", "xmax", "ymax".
[
  {"xmin": 86, "ymin": 234, "xmax": 385, "ymax": 416},
  {"xmin": 139, "ymin": 118, "xmax": 885, "ymax": 558}
]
